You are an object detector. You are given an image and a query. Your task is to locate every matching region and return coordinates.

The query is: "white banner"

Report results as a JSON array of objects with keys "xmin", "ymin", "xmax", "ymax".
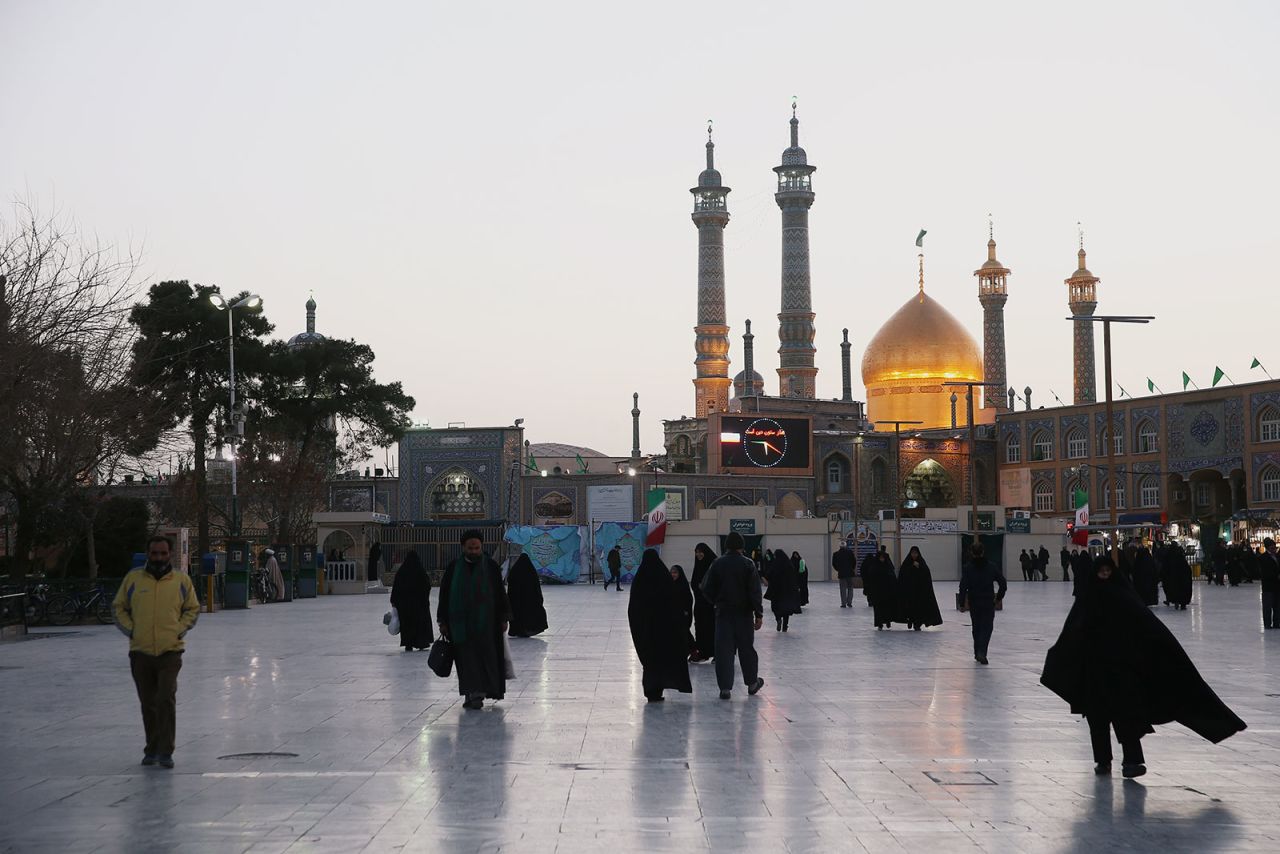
[{"xmin": 587, "ymin": 484, "xmax": 634, "ymax": 522}]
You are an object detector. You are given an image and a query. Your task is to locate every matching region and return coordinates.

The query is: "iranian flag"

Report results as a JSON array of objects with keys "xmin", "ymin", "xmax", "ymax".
[
  {"xmin": 1073, "ymin": 489, "xmax": 1089, "ymax": 546},
  {"xmin": 646, "ymin": 488, "xmax": 668, "ymax": 546}
]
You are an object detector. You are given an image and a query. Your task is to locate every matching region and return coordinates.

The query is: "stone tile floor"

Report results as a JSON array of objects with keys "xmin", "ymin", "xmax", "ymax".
[{"xmin": 1, "ymin": 579, "xmax": 1278, "ymax": 853}]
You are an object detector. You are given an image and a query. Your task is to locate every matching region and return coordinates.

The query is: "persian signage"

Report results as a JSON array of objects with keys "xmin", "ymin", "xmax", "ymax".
[
  {"xmin": 999, "ymin": 468, "xmax": 1032, "ymax": 508},
  {"xmin": 729, "ymin": 518, "xmax": 756, "ymax": 535},
  {"xmin": 587, "ymin": 484, "xmax": 634, "ymax": 522},
  {"xmin": 710, "ymin": 414, "xmax": 813, "ymax": 476},
  {"xmin": 899, "ymin": 519, "xmax": 958, "ymax": 534}
]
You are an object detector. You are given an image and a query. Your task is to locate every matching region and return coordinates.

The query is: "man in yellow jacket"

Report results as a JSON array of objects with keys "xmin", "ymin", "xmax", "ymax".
[{"xmin": 113, "ymin": 535, "xmax": 200, "ymax": 769}]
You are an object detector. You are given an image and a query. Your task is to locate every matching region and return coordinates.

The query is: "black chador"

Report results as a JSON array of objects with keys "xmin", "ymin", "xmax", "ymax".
[
  {"xmin": 688, "ymin": 543, "xmax": 718, "ymax": 662},
  {"xmin": 670, "ymin": 564, "xmax": 696, "ymax": 656},
  {"xmin": 1160, "ymin": 547, "xmax": 1193, "ymax": 610},
  {"xmin": 897, "ymin": 547, "xmax": 943, "ymax": 630},
  {"xmin": 864, "ymin": 550, "xmax": 898, "ymax": 629},
  {"xmin": 628, "ymin": 549, "xmax": 692, "ymax": 702},
  {"xmin": 1130, "ymin": 547, "xmax": 1160, "ymax": 606},
  {"xmin": 763, "ymin": 550, "xmax": 802, "ymax": 632},
  {"xmin": 1041, "ymin": 555, "xmax": 1246, "ymax": 777},
  {"xmin": 389, "ymin": 550, "xmax": 434, "ymax": 651},
  {"xmin": 506, "ymin": 554, "xmax": 549, "ymax": 637}
]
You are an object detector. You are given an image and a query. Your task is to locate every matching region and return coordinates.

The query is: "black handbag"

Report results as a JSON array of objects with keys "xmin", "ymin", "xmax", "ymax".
[{"xmin": 428, "ymin": 639, "xmax": 454, "ymax": 678}]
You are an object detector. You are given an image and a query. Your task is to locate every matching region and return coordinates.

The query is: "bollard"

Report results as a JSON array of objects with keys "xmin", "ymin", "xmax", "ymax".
[{"xmin": 206, "ymin": 575, "xmax": 215, "ymax": 614}]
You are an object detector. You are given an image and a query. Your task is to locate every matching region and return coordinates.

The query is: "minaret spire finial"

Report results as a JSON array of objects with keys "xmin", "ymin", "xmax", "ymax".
[
  {"xmin": 789, "ymin": 96, "xmax": 799, "ymax": 148},
  {"xmin": 917, "ymin": 252, "xmax": 925, "ymax": 295},
  {"xmin": 988, "ymin": 213, "xmax": 994, "ymax": 241},
  {"xmin": 705, "ymin": 119, "xmax": 714, "ymax": 170}
]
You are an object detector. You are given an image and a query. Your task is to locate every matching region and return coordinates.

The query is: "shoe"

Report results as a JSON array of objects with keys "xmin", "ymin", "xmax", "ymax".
[
  {"xmin": 914, "ymin": 625, "xmax": 922, "ymax": 631},
  {"xmin": 1094, "ymin": 763, "xmax": 1111, "ymax": 775},
  {"xmin": 1121, "ymin": 763, "xmax": 1147, "ymax": 779},
  {"xmin": 646, "ymin": 696, "xmax": 664, "ymax": 703},
  {"xmin": 748, "ymin": 677, "xmax": 765, "ymax": 696},
  {"xmin": 141, "ymin": 754, "xmax": 158, "ymax": 767},
  {"xmin": 977, "ymin": 656, "xmax": 989, "ymax": 665},
  {"xmin": 158, "ymin": 755, "xmax": 174, "ymax": 769},
  {"xmin": 719, "ymin": 690, "xmax": 731, "ymax": 700}
]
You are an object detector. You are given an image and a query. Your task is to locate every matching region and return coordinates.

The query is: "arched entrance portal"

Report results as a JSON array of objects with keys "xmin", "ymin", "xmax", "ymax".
[{"xmin": 904, "ymin": 459, "xmax": 955, "ymax": 515}]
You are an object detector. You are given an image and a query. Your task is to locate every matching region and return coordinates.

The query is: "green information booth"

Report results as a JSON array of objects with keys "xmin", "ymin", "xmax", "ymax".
[
  {"xmin": 270, "ymin": 544, "xmax": 294, "ymax": 602},
  {"xmin": 296, "ymin": 544, "xmax": 319, "ymax": 598},
  {"xmin": 224, "ymin": 539, "xmax": 251, "ymax": 609}
]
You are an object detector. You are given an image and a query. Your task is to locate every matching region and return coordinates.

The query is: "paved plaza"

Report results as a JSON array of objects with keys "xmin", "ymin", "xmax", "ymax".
[{"xmin": 1, "ymin": 578, "xmax": 1278, "ymax": 853}]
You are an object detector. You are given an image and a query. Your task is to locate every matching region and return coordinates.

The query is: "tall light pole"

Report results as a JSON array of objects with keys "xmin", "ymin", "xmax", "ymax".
[
  {"xmin": 1067, "ymin": 314, "xmax": 1154, "ymax": 561},
  {"xmin": 943, "ymin": 380, "xmax": 1001, "ymax": 536},
  {"xmin": 875, "ymin": 419, "xmax": 923, "ymax": 568},
  {"xmin": 210, "ymin": 292, "xmax": 262, "ymax": 537}
]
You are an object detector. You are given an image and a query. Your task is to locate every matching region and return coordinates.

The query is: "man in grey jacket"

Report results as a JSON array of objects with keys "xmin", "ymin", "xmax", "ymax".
[{"xmin": 700, "ymin": 532, "xmax": 765, "ymax": 700}]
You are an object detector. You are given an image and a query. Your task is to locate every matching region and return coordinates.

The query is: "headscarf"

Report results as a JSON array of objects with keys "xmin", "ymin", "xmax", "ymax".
[
  {"xmin": 630, "ymin": 548, "xmax": 675, "ymax": 614},
  {"xmin": 690, "ymin": 542, "xmax": 717, "ymax": 590}
]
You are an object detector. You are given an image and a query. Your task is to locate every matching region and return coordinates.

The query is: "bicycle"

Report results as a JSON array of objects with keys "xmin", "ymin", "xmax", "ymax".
[
  {"xmin": 24, "ymin": 583, "xmax": 52, "ymax": 626},
  {"xmin": 252, "ymin": 568, "xmax": 274, "ymax": 604},
  {"xmin": 45, "ymin": 586, "xmax": 114, "ymax": 626}
]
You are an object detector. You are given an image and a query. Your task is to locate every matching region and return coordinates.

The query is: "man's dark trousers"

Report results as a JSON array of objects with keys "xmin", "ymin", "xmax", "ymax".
[
  {"xmin": 714, "ymin": 611, "xmax": 758, "ymax": 691},
  {"xmin": 970, "ymin": 605, "xmax": 995, "ymax": 658},
  {"xmin": 130, "ymin": 651, "xmax": 182, "ymax": 756}
]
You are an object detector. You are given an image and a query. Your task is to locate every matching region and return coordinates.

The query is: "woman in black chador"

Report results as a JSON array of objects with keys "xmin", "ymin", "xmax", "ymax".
[
  {"xmin": 506, "ymin": 554, "xmax": 548, "ymax": 637},
  {"xmin": 1130, "ymin": 546, "xmax": 1160, "ymax": 606},
  {"xmin": 670, "ymin": 564, "xmax": 696, "ymax": 656},
  {"xmin": 864, "ymin": 548, "xmax": 898, "ymax": 629},
  {"xmin": 688, "ymin": 543, "xmax": 718, "ymax": 662},
  {"xmin": 897, "ymin": 546, "xmax": 943, "ymax": 631},
  {"xmin": 627, "ymin": 549, "xmax": 692, "ymax": 702},
  {"xmin": 1041, "ymin": 554, "xmax": 1246, "ymax": 778},
  {"xmin": 1160, "ymin": 546, "xmax": 1193, "ymax": 611},
  {"xmin": 763, "ymin": 550, "xmax": 802, "ymax": 632},
  {"xmin": 792, "ymin": 551, "xmax": 810, "ymax": 611},
  {"xmin": 389, "ymin": 550, "xmax": 434, "ymax": 651}
]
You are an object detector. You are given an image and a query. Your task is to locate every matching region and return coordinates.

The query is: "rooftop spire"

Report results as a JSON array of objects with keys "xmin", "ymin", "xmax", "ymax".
[
  {"xmin": 790, "ymin": 96, "xmax": 799, "ymax": 148},
  {"xmin": 917, "ymin": 252, "xmax": 926, "ymax": 296},
  {"xmin": 706, "ymin": 119, "xmax": 714, "ymax": 170},
  {"xmin": 305, "ymin": 291, "xmax": 316, "ymax": 334}
]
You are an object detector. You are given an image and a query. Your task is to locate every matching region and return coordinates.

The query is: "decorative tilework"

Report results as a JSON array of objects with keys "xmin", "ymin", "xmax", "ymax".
[{"xmin": 1226, "ymin": 397, "xmax": 1243, "ymax": 452}]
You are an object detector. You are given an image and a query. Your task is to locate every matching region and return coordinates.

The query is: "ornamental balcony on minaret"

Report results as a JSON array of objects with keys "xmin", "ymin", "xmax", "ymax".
[
  {"xmin": 974, "ymin": 228, "xmax": 1011, "ymax": 412},
  {"xmin": 690, "ymin": 122, "xmax": 732, "ymax": 418},
  {"xmin": 774, "ymin": 100, "xmax": 818, "ymax": 400}
]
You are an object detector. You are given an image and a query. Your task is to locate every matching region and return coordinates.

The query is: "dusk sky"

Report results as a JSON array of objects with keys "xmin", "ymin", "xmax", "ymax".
[{"xmin": 3, "ymin": 1, "xmax": 1277, "ymax": 461}]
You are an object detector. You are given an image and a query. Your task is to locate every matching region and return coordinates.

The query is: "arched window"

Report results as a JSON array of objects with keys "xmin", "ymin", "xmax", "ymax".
[
  {"xmin": 1005, "ymin": 433, "xmax": 1021, "ymax": 464},
  {"xmin": 428, "ymin": 469, "xmax": 485, "ymax": 518},
  {"xmin": 1032, "ymin": 430, "xmax": 1053, "ymax": 461},
  {"xmin": 676, "ymin": 435, "xmax": 691, "ymax": 456},
  {"xmin": 871, "ymin": 458, "xmax": 888, "ymax": 495},
  {"xmin": 825, "ymin": 456, "xmax": 849, "ymax": 494},
  {"xmin": 1136, "ymin": 420, "xmax": 1158, "ymax": 454},
  {"xmin": 1138, "ymin": 475, "xmax": 1160, "ymax": 508},
  {"xmin": 1259, "ymin": 407, "xmax": 1280, "ymax": 443},
  {"xmin": 1034, "ymin": 481, "xmax": 1054, "ymax": 512},
  {"xmin": 1101, "ymin": 478, "xmax": 1126, "ymax": 509},
  {"xmin": 1100, "ymin": 425, "xmax": 1123, "ymax": 456},
  {"xmin": 1262, "ymin": 466, "xmax": 1280, "ymax": 501},
  {"xmin": 1065, "ymin": 427, "xmax": 1087, "ymax": 459}
]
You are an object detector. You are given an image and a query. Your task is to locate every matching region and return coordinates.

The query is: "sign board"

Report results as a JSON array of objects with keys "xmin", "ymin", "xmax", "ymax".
[
  {"xmin": 1000, "ymin": 467, "xmax": 1032, "ymax": 508},
  {"xmin": 841, "ymin": 521, "xmax": 881, "ymax": 566},
  {"xmin": 969, "ymin": 511, "xmax": 996, "ymax": 532},
  {"xmin": 709, "ymin": 413, "xmax": 814, "ymax": 476},
  {"xmin": 1005, "ymin": 517, "xmax": 1031, "ymax": 534},
  {"xmin": 730, "ymin": 518, "xmax": 756, "ymax": 535},
  {"xmin": 900, "ymin": 518, "xmax": 958, "ymax": 534},
  {"xmin": 587, "ymin": 484, "xmax": 634, "ymax": 522},
  {"xmin": 655, "ymin": 485, "xmax": 686, "ymax": 522}
]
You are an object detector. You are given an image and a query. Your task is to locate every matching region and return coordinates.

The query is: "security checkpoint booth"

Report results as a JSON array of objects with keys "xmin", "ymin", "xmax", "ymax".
[{"xmin": 313, "ymin": 511, "xmax": 390, "ymax": 594}]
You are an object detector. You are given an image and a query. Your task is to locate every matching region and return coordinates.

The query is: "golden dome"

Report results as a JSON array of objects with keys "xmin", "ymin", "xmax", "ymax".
[{"xmin": 861, "ymin": 287, "xmax": 983, "ymax": 429}]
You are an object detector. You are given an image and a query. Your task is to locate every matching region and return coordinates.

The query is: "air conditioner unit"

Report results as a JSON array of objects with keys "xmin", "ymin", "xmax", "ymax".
[
  {"xmin": 1012, "ymin": 510, "xmax": 1031, "ymax": 520},
  {"xmin": 878, "ymin": 509, "xmax": 896, "ymax": 521}
]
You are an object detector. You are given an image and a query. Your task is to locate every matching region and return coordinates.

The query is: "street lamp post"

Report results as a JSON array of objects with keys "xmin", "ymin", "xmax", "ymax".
[
  {"xmin": 1067, "ymin": 314, "xmax": 1154, "ymax": 561},
  {"xmin": 875, "ymin": 419, "xmax": 923, "ymax": 568},
  {"xmin": 210, "ymin": 292, "xmax": 262, "ymax": 537},
  {"xmin": 942, "ymin": 380, "xmax": 1001, "ymax": 537}
]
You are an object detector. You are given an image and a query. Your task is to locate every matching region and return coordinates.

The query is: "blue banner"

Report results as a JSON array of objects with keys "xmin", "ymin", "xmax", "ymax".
[
  {"xmin": 592, "ymin": 521, "xmax": 647, "ymax": 582},
  {"xmin": 503, "ymin": 525, "xmax": 586, "ymax": 583}
]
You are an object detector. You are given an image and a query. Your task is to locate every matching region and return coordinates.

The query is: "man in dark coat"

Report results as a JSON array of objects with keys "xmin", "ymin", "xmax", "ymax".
[
  {"xmin": 1019, "ymin": 549, "xmax": 1032, "ymax": 582},
  {"xmin": 1160, "ymin": 547, "xmax": 1193, "ymax": 611},
  {"xmin": 1042, "ymin": 554, "xmax": 1247, "ymax": 777},
  {"xmin": 367, "ymin": 541, "xmax": 382, "ymax": 582},
  {"xmin": 833, "ymin": 545, "xmax": 856, "ymax": 608},
  {"xmin": 437, "ymin": 530, "xmax": 511, "ymax": 710},
  {"xmin": 897, "ymin": 546, "xmax": 942, "ymax": 630},
  {"xmin": 1060, "ymin": 547, "xmax": 1072, "ymax": 582},
  {"xmin": 506, "ymin": 554, "xmax": 548, "ymax": 637},
  {"xmin": 390, "ymin": 550, "xmax": 434, "ymax": 651},
  {"xmin": 763, "ymin": 551, "xmax": 802, "ymax": 632},
  {"xmin": 864, "ymin": 548, "xmax": 898, "ymax": 629},
  {"xmin": 1038, "ymin": 545, "xmax": 1052, "ymax": 581},
  {"xmin": 701, "ymin": 532, "xmax": 765, "ymax": 700},
  {"xmin": 958, "ymin": 542, "xmax": 1007, "ymax": 664},
  {"xmin": 628, "ymin": 549, "xmax": 692, "ymax": 702},
  {"xmin": 604, "ymin": 545, "xmax": 623, "ymax": 591},
  {"xmin": 1260, "ymin": 538, "xmax": 1280, "ymax": 629},
  {"xmin": 859, "ymin": 549, "xmax": 879, "ymax": 607},
  {"xmin": 688, "ymin": 543, "xmax": 718, "ymax": 661}
]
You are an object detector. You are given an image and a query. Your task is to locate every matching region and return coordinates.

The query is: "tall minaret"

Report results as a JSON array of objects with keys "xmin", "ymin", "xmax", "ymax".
[
  {"xmin": 631, "ymin": 392, "xmax": 642, "ymax": 459},
  {"xmin": 774, "ymin": 99, "xmax": 817, "ymax": 398},
  {"xmin": 691, "ymin": 122, "xmax": 732, "ymax": 418},
  {"xmin": 1066, "ymin": 230, "xmax": 1100, "ymax": 404},
  {"xmin": 974, "ymin": 221, "xmax": 1011, "ymax": 412}
]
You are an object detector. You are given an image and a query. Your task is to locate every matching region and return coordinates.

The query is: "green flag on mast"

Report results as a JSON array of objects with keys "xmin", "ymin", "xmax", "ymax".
[
  {"xmin": 1182, "ymin": 372, "xmax": 1192, "ymax": 390},
  {"xmin": 1212, "ymin": 367, "xmax": 1226, "ymax": 387},
  {"xmin": 1252, "ymin": 357, "xmax": 1262, "ymax": 369},
  {"xmin": 1147, "ymin": 378, "xmax": 1155, "ymax": 393},
  {"xmin": 915, "ymin": 229, "xmax": 927, "ymax": 247}
]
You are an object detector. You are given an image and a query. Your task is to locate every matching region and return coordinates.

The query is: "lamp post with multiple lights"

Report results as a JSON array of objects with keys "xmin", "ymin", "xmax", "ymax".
[{"xmin": 874, "ymin": 419, "xmax": 923, "ymax": 567}]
